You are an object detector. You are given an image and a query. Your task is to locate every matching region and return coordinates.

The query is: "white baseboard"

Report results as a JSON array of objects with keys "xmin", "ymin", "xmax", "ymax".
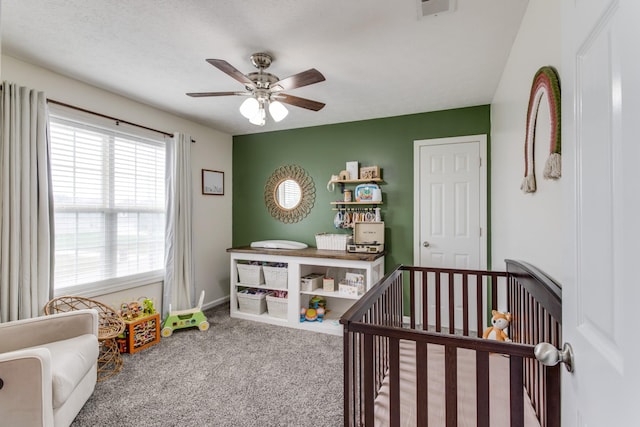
[{"xmin": 202, "ymin": 295, "xmax": 230, "ymax": 311}]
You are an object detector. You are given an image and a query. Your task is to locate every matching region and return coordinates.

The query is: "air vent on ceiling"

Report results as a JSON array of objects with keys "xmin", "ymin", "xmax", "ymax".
[{"xmin": 418, "ymin": 0, "xmax": 456, "ymax": 18}]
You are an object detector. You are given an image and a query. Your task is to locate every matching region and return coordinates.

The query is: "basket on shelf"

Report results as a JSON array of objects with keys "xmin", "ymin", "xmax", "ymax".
[
  {"xmin": 315, "ymin": 233, "xmax": 348, "ymax": 251},
  {"xmin": 263, "ymin": 265, "xmax": 288, "ymax": 289},
  {"xmin": 237, "ymin": 289, "xmax": 267, "ymax": 315},
  {"xmin": 266, "ymin": 295, "xmax": 288, "ymax": 319},
  {"xmin": 237, "ymin": 263, "xmax": 264, "ymax": 285}
]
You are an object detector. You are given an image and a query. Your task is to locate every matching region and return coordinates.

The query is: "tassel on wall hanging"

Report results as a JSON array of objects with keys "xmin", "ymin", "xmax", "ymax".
[{"xmin": 521, "ymin": 66, "xmax": 561, "ymax": 193}]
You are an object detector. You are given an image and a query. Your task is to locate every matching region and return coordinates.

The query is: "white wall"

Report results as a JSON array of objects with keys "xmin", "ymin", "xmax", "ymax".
[
  {"xmin": 490, "ymin": 0, "xmax": 563, "ymax": 282},
  {"xmin": 2, "ymin": 55, "xmax": 233, "ymax": 310}
]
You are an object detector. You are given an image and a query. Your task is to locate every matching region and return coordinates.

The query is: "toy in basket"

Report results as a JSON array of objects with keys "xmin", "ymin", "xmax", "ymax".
[{"xmin": 161, "ymin": 290, "xmax": 209, "ymax": 337}]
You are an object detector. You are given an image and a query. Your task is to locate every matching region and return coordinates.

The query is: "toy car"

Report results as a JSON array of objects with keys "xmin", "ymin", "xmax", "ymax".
[{"xmin": 161, "ymin": 290, "xmax": 209, "ymax": 337}]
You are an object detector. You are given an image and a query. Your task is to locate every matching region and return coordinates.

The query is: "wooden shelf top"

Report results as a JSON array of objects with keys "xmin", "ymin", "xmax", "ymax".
[{"xmin": 227, "ymin": 246, "xmax": 385, "ymax": 262}]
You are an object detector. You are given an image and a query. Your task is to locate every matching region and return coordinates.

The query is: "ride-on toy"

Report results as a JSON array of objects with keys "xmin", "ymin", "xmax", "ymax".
[{"xmin": 161, "ymin": 290, "xmax": 210, "ymax": 337}]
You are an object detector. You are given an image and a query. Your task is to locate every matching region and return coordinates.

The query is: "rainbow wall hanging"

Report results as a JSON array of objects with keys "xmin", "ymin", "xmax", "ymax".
[{"xmin": 521, "ymin": 66, "xmax": 561, "ymax": 193}]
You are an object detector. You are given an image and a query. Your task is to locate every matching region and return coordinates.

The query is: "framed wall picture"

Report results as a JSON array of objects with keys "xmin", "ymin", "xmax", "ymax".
[{"xmin": 202, "ymin": 169, "xmax": 224, "ymax": 195}]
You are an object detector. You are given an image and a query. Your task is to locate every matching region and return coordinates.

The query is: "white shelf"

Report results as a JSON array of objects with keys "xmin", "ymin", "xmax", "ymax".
[
  {"xmin": 330, "ymin": 178, "xmax": 383, "ymax": 184},
  {"xmin": 235, "ymin": 282, "xmax": 288, "ymax": 292},
  {"xmin": 330, "ymin": 201, "xmax": 383, "ymax": 205},
  {"xmin": 300, "ymin": 288, "xmax": 360, "ymax": 300},
  {"xmin": 233, "ymin": 310, "xmax": 288, "ymax": 325}
]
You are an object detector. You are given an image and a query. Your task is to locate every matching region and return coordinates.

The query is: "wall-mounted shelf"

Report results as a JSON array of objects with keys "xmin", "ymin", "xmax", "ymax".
[
  {"xmin": 330, "ymin": 178, "xmax": 384, "ymax": 185},
  {"xmin": 330, "ymin": 201, "xmax": 383, "ymax": 205}
]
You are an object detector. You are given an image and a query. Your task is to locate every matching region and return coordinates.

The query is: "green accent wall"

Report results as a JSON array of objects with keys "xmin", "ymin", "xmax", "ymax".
[{"xmin": 232, "ymin": 105, "xmax": 491, "ymax": 273}]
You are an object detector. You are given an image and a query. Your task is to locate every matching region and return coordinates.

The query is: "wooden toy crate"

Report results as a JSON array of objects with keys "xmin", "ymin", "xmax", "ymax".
[{"xmin": 117, "ymin": 313, "xmax": 161, "ymax": 354}]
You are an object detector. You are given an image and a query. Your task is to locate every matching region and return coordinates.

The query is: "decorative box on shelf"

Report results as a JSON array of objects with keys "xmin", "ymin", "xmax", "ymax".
[
  {"xmin": 300, "ymin": 273, "xmax": 324, "ymax": 292},
  {"xmin": 117, "ymin": 313, "xmax": 161, "ymax": 354}
]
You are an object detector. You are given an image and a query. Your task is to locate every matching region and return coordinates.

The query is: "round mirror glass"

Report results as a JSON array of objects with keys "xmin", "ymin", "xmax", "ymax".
[
  {"xmin": 265, "ymin": 165, "xmax": 315, "ymax": 223},
  {"xmin": 275, "ymin": 179, "xmax": 302, "ymax": 210}
]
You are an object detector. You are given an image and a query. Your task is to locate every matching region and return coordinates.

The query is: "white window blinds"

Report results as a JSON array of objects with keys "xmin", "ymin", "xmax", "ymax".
[{"xmin": 49, "ymin": 108, "xmax": 166, "ymax": 291}]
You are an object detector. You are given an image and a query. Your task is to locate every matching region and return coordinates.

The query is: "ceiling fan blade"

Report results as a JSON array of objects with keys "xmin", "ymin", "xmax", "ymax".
[
  {"xmin": 277, "ymin": 93, "xmax": 325, "ymax": 111},
  {"xmin": 186, "ymin": 91, "xmax": 249, "ymax": 97},
  {"xmin": 270, "ymin": 68, "xmax": 325, "ymax": 92},
  {"xmin": 206, "ymin": 59, "xmax": 255, "ymax": 88}
]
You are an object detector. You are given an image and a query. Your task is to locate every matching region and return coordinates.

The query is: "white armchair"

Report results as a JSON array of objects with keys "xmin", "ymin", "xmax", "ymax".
[{"xmin": 0, "ymin": 309, "xmax": 99, "ymax": 427}]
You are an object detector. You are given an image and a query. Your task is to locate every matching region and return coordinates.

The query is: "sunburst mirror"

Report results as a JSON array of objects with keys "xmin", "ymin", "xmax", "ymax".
[{"xmin": 264, "ymin": 165, "xmax": 315, "ymax": 223}]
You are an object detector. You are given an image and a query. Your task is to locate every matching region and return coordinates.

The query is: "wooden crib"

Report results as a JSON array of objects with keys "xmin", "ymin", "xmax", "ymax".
[{"xmin": 340, "ymin": 260, "xmax": 562, "ymax": 427}]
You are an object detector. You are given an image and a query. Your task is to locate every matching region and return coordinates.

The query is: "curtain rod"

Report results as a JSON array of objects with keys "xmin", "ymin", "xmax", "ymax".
[{"xmin": 47, "ymin": 99, "xmax": 196, "ymax": 143}]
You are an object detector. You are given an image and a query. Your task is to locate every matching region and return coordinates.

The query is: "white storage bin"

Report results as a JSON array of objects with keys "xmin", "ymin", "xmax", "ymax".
[
  {"xmin": 237, "ymin": 263, "xmax": 264, "ymax": 285},
  {"xmin": 263, "ymin": 266, "xmax": 288, "ymax": 289},
  {"xmin": 266, "ymin": 296, "xmax": 288, "ymax": 319},
  {"xmin": 237, "ymin": 290, "xmax": 267, "ymax": 314},
  {"xmin": 315, "ymin": 233, "xmax": 348, "ymax": 251}
]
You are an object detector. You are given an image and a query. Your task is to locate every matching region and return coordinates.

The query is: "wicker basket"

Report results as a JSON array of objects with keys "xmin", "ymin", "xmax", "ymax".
[
  {"xmin": 237, "ymin": 263, "xmax": 264, "ymax": 285},
  {"xmin": 315, "ymin": 233, "xmax": 348, "ymax": 251},
  {"xmin": 237, "ymin": 290, "xmax": 267, "ymax": 315},
  {"xmin": 266, "ymin": 295, "xmax": 288, "ymax": 319},
  {"xmin": 263, "ymin": 266, "xmax": 288, "ymax": 289}
]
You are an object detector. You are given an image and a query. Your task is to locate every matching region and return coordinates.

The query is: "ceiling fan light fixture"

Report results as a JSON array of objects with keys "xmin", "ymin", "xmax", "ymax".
[
  {"xmin": 239, "ymin": 97, "xmax": 259, "ymax": 119},
  {"xmin": 268, "ymin": 100, "xmax": 289, "ymax": 122},
  {"xmin": 249, "ymin": 104, "xmax": 266, "ymax": 126}
]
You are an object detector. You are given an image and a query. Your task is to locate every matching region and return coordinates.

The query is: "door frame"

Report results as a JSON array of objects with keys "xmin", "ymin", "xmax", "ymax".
[{"xmin": 413, "ymin": 134, "xmax": 488, "ymax": 269}]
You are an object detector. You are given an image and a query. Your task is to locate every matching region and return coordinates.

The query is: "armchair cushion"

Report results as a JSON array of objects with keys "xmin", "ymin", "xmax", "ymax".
[
  {"xmin": 25, "ymin": 334, "xmax": 99, "ymax": 408},
  {"xmin": 0, "ymin": 309, "xmax": 99, "ymax": 427}
]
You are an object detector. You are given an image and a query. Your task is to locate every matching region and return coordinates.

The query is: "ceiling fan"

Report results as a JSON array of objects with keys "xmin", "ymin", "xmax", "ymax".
[{"xmin": 186, "ymin": 52, "xmax": 326, "ymax": 126}]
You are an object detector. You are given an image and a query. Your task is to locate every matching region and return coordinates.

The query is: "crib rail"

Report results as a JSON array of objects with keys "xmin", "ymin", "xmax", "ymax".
[{"xmin": 341, "ymin": 261, "xmax": 562, "ymax": 427}]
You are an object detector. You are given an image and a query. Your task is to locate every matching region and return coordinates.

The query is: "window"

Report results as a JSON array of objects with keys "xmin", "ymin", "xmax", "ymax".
[{"xmin": 49, "ymin": 107, "xmax": 167, "ymax": 295}]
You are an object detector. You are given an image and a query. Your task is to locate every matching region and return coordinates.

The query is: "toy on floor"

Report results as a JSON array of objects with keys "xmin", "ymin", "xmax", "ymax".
[
  {"xmin": 161, "ymin": 290, "xmax": 210, "ymax": 337},
  {"xmin": 482, "ymin": 310, "xmax": 512, "ymax": 342}
]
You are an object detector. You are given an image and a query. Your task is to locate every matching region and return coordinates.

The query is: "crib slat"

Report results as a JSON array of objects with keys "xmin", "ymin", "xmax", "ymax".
[
  {"xmin": 476, "ymin": 350, "xmax": 490, "ymax": 427},
  {"xmin": 436, "ymin": 273, "xmax": 442, "ymax": 332},
  {"xmin": 448, "ymin": 273, "xmax": 455, "ymax": 333},
  {"xmin": 410, "ymin": 270, "xmax": 416, "ymax": 329},
  {"xmin": 343, "ymin": 331, "xmax": 352, "ymax": 427},
  {"xmin": 422, "ymin": 271, "xmax": 429, "ymax": 331},
  {"xmin": 462, "ymin": 274, "xmax": 469, "ymax": 336},
  {"xmin": 510, "ymin": 355, "xmax": 525, "ymax": 427},
  {"xmin": 445, "ymin": 345, "xmax": 458, "ymax": 427},
  {"xmin": 546, "ymin": 364, "xmax": 561, "ymax": 427},
  {"xmin": 476, "ymin": 273, "xmax": 483, "ymax": 337},
  {"xmin": 416, "ymin": 341, "xmax": 429, "ymax": 427},
  {"xmin": 389, "ymin": 338, "xmax": 400, "ymax": 427},
  {"xmin": 364, "ymin": 334, "xmax": 374, "ymax": 426}
]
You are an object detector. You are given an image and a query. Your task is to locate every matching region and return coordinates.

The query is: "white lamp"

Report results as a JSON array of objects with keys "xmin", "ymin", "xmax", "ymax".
[
  {"xmin": 249, "ymin": 104, "xmax": 266, "ymax": 126},
  {"xmin": 239, "ymin": 97, "xmax": 259, "ymax": 119},
  {"xmin": 268, "ymin": 100, "xmax": 289, "ymax": 122}
]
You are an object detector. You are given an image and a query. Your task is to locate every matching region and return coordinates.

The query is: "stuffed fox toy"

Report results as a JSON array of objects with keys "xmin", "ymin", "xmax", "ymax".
[{"xmin": 482, "ymin": 310, "xmax": 512, "ymax": 342}]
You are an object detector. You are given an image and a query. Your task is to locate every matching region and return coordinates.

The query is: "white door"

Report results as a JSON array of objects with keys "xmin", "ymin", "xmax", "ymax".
[
  {"xmin": 414, "ymin": 135, "xmax": 487, "ymax": 330},
  {"xmin": 414, "ymin": 135, "xmax": 487, "ymax": 269},
  {"xmin": 562, "ymin": 0, "xmax": 640, "ymax": 425}
]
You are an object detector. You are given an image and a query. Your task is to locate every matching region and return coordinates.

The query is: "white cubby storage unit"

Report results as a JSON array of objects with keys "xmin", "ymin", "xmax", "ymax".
[{"xmin": 228, "ymin": 247, "xmax": 385, "ymax": 336}]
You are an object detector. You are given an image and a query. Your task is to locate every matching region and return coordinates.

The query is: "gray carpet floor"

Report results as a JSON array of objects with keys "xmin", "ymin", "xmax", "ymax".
[{"xmin": 71, "ymin": 303, "xmax": 343, "ymax": 427}]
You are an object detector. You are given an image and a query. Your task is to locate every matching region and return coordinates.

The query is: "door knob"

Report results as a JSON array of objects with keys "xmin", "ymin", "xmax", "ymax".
[
  {"xmin": 423, "ymin": 241, "xmax": 430, "ymax": 247},
  {"xmin": 534, "ymin": 342, "xmax": 574, "ymax": 372}
]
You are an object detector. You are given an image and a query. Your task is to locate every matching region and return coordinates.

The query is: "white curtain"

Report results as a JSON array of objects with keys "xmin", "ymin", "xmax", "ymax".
[
  {"xmin": 163, "ymin": 132, "xmax": 195, "ymax": 318},
  {"xmin": 0, "ymin": 82, "xmax": 54, "ymax": 322}
]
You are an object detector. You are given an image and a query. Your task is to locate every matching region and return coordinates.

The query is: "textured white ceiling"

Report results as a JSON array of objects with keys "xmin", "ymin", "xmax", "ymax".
[{"xmin": 1, "ymin": 0, "xmax": 529, "ymax": 136}]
